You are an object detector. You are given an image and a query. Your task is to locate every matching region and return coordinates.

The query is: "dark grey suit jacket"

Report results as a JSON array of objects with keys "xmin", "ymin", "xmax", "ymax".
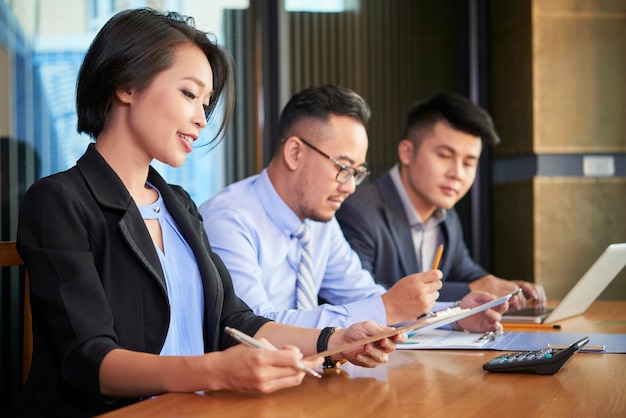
[
  {"xmin": 336, "ymin": 170, "xmax": 488, "ymax": 301},
  {"xmin": 8, "ymin": 144, "xmax": 269, "ymax": 417}
]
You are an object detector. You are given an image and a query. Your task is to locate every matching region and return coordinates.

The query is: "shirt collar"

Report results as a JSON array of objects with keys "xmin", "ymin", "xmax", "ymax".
[
  {"xmin": 254, "ymin": 168, "xmax": 305, "ymax": 236},
  {"xmin": 389, "ymin": 163, "xmax": 447, "ymax": 228}
]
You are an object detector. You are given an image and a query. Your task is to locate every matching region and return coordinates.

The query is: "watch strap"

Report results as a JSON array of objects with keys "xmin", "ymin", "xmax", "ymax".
[{"xmin": 317, "ymin": 327, "xmax": 338, "ymax": 368}]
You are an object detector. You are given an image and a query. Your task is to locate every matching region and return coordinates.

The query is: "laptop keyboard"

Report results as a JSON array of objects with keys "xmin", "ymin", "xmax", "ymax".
[{"xmin": 505, "ymin": 307, "xmax": 553, "ymax": 317}]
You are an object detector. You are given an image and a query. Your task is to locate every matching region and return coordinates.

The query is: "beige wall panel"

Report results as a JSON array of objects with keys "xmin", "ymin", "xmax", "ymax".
[
  {"xmin": 533, "ymin": 6, "xmax": 626, "ymax": 153},
  {"xmin": 493, "ymin": 180, "xmax": 535, "ymax": 282},
  {"xmin": 534, "ymin": 177, "xmax": 626, "ymax": 299},
  {"xmin": 535, "ymin": 0, "xmax": 626, "ymax": 14},
  {"xmin": 491, "ymin": 1, "xmax": 534, "ymax": 156},
  {"xmin": 491, "ymin": 1, "xmax": 626, "ymax": 304},
  {"xmin": 494, "ymin": 177, "xmax": 626, "ymax": 300}
]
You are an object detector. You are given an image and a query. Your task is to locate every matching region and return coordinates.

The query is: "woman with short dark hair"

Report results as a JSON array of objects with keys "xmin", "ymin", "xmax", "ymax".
[{"xmin": 7, "ymin": 8, "xmax": 401, "ymax": 417}]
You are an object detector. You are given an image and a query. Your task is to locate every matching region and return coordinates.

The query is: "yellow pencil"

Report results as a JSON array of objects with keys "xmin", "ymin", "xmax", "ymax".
[{"xmin": 432, "ymin": 244, "xmax": 444, "ymax": 270}]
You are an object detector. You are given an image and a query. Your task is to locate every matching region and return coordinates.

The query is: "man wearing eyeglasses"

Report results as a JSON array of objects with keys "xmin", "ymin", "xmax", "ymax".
[{"xmin": 198, "ymin": 85, "xmax": 506, "ymax": 336}]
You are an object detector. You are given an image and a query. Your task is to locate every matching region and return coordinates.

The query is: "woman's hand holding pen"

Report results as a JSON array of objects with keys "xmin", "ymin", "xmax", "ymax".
[{"xmin": 208, "ymin": 342, "xmax": 323, "ymax": 394}]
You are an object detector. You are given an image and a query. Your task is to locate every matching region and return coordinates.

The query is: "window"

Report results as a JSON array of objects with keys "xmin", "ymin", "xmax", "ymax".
[{"xmin": 1, "ymin": 0, "xmax": 250, "ymax": 211}]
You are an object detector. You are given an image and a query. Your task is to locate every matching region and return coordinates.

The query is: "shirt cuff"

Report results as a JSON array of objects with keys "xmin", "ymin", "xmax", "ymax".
[{"xmin": 342, "ymin": 296, "xmax": 387, "ymax": 326}]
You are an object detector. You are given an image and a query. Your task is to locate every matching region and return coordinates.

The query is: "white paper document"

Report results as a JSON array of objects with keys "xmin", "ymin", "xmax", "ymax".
[{"xmin": 398, "ymin": 329, "xmax": 497, "ymax": 350}]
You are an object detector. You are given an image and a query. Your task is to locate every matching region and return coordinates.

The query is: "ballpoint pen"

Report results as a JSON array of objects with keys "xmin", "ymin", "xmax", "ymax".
[
  {"xmin": 224, "ymin": 326, "xmax": 322, "ymax": 379},
  {"xmin": 547, "ymin": 343, "xmax": 606, "ymax": 352},
  {"xmin": 503, "ymin": 323, "xmax": 561, "ymax": 330}
]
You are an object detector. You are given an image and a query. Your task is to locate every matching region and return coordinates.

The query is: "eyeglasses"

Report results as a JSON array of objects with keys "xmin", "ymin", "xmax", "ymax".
[{"xmin": 297, "ymin": 137, "xmax": 370, "ymax": 186}]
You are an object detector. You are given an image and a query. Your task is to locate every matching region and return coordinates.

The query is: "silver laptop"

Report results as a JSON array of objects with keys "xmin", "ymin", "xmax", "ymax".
[{"xmin": 502, "ymin": 243, "xmax": 626, "ymax": 324}]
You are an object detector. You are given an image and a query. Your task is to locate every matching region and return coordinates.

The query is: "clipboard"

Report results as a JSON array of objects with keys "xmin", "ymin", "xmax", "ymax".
[{"xmin": 305, "ymin": 289, "xmax": 520, "ymax": 360}]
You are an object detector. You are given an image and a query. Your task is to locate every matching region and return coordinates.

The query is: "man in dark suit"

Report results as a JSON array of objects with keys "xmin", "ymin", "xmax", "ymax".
[{"xmin": 336, "ymin": 93, "xmax": 546, "ymax": 309}]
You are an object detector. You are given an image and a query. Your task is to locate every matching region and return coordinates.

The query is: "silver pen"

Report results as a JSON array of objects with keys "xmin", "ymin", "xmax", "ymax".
[
  {"xmin": 547, "ymin": 343, "xmax": 606, "ymax": 352},
  {"xmin": 224, "ymin": 326, "xmax": 322, "ymax": 378}
]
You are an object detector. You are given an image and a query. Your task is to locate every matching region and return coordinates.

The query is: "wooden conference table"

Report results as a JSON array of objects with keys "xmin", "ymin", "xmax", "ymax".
[{"xmin": 100, "ymin": 300, "xmax": 626, "ymax": 417}]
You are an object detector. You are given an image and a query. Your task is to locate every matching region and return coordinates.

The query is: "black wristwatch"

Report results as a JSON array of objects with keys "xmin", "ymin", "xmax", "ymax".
[{"xmin": 317, "ymin": 326, "xmax": 338, "ymax": 368}]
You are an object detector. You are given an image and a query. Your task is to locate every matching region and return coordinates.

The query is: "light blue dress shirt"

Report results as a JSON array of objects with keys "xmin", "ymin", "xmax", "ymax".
[
  {"xmin": 139, "ymin": 184, "xmax": 204, "ymax": 356},
  {"xmin": 199, "ymin": 169, "xmax": 449, "ymax": 328}
]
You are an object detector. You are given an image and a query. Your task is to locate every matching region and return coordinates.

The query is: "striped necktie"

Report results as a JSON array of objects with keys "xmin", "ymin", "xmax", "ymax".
[{"xmin": 293, "ymin": 222, "xmax": 317, "ymax": 310}]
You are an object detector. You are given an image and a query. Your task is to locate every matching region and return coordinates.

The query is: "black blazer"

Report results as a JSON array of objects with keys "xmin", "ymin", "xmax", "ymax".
[
  {"xmin": 7, "ymin": 144, "xmax": 269, "ymax": 417},
  {"xmin": 336, "ymin": 170, "xmax": 488, "ymax": 301}
]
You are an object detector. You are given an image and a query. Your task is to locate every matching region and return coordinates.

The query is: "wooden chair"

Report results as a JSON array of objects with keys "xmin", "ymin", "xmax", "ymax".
[{"xmin": 0, "ymin": 241, "xmax": 32, "ymax": 383}]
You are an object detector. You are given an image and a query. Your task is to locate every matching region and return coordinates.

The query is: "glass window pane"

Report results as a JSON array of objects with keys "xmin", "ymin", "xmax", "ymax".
[{"xmin": 1, "ymin": 0, "xmax": 249, "ymax": 208}]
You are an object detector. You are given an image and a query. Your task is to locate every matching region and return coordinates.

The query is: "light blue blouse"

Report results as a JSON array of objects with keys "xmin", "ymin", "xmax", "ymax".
[{"xmin": 138, "ymin": 184, "xmax": 204, "ymax": 356}]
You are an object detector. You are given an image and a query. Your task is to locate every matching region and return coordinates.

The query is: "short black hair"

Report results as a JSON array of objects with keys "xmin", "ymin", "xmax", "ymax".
[
  {"xmin": 277, "ymin": 84, "xmax": 371, "ymax": 141},
  {"xmin": 76, "ymin": 8, "xmax": 234, "ymax": 145},
  {"xmin": 403, "ymin": 92, "xmax": 500, "ymax": 146}
]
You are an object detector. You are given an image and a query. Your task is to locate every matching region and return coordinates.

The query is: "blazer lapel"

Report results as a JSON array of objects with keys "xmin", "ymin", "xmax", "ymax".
[
  {"xmin": 118, "ymin": 210, "xmax": 168, "ymax": 293},
  {"xmin": 376, "ymin": 173, "xmax": 420, "ymax": 275},
  {"xmin": 77, "ymin": 144, "xmax": 167, "ymax": 294}
]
